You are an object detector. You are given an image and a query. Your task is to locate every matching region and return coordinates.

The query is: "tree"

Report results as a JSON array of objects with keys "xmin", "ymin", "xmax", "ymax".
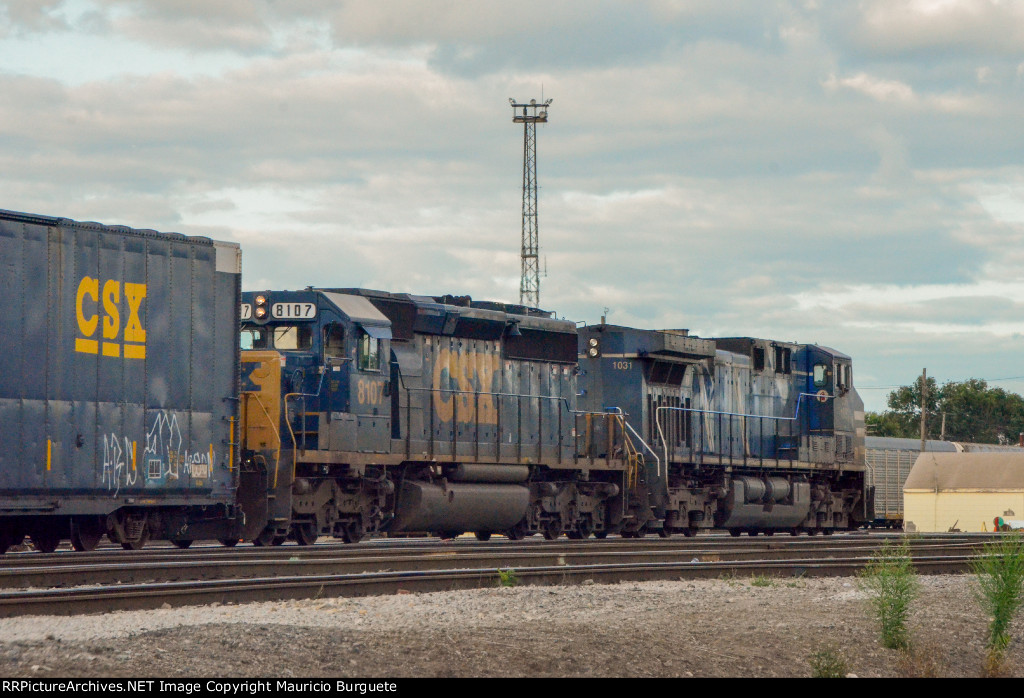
[{"xmin": 867, "ymin": 378, "xmax": 1024, "ymax": 443}]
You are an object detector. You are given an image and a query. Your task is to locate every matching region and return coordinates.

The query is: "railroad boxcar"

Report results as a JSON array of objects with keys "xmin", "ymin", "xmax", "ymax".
[
  {"xmin": 577, "ymin": 325, "xmax": 867, "ymax": 536},
  {"xmin": 237, "ymin": 288, "xmax": 631, "ymax": 544},
  {"xmin": 0, "ymin": 209, "xmax": 244, "ymax": 552}
]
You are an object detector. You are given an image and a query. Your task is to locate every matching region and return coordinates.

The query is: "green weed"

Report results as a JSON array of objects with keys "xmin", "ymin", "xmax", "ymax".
[
  {"xmin": 750, "ymin": 574, "xmax": 776, "ymax": 587},
  {"xmin": 858, "ymin": 540, "xmax": 919, "ymax": 650},
  {"xmin": 497, "ymin": 568, "xmax": 519, "ymax": 587},
  {"xmin": 972, "ymin": 535, "xmax": 1024, "ymax": 675}
]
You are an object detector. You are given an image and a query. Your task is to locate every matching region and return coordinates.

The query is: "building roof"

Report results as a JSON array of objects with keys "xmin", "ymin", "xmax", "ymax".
[
  {"xmin": 867, "ymin": 437, "xmax": 958, "ymax": 452},
  {"xmin": 904, "ymin": 452, "xmax": 1024, "ymax": 492}
]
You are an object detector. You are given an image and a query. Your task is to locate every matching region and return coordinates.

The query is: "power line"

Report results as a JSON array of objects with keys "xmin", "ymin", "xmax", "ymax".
[{"xmin": 860, "ymin": 375, "xmax": 1024, "ymax": 390}]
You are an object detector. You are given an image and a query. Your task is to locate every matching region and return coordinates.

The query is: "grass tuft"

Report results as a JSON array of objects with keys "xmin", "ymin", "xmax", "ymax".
[{"xmin": 808, "ymin": 645, "xmax": 848, "ymax": 678}]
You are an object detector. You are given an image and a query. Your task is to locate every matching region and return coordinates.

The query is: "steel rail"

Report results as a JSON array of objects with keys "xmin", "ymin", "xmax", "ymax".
[
  {"xmin": 0, "ymin": 532, "xmax": 991, "ymax": 568},
  {"xmin": 0, "ymin": 553, "xmax": 978, "ymax": 618},
  {"xmin": 0, "ymin": 532, "xmax": 997, "ymax": 571},
  {"xmin": 0, "ymin": 540, "xmax": 989, "ymax": 590}
]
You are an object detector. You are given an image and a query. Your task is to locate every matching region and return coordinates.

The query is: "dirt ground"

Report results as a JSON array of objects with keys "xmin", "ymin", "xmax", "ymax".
[{"xmin": 0, "ymin": 574, "xmax": 1019, "ymax": 678}]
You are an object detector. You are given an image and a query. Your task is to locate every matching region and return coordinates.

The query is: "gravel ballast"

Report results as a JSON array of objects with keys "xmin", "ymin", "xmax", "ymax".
[{"xmin": 0, "ymin": 574, "xmax": 1019, "ymax": 678}]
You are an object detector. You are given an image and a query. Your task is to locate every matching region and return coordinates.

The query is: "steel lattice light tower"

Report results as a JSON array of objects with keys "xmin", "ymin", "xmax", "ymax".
[{"xmin": 510, "ymin": 97, "xmax": 551, "ymax": 308}]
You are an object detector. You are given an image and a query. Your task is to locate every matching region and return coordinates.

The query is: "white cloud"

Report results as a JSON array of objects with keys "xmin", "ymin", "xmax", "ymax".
[
  {"xmin": 825, "ymin": 72, "xmax": 915, "ymax": 103},
  {"xmin": 2, "ymin": 0, "xmax": 1024, "ymax": 412}
]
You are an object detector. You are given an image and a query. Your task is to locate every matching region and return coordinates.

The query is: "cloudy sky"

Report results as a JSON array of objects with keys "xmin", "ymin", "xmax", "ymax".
[{"xmin": 4, "ymin": 0, "xmax": 1024, "ymax": 411}]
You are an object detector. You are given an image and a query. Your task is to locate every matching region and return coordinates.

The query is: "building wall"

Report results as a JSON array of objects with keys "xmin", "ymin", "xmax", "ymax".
[{"xmin": 904, "ymin": 491, "xmax": 1024, "ymax": 533}]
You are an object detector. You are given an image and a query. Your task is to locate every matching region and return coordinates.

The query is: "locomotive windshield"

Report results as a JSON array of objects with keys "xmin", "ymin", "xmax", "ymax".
[{"xmin": 240, "ymin": 325, "xmax": 313, "ymax": 351}]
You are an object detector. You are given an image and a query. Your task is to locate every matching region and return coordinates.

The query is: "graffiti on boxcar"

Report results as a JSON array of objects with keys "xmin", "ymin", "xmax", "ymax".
[
  {"xmin": 145, "ymin": 411, "xmax": 183, "ymax": 481},
  {"xmin": 184, "ymin": 450, "xmax": 212, "ymax": 479},
  {"xmin": 143, "ymin": 411, "xmax": 214, "ymax": 482},
  {"xmin": 102, "ymin": 433, "xmax": 138, "ymax": 497},
  {"xmin": 431, "ymin": 348, "xmax": 501, "ymax": 425}
]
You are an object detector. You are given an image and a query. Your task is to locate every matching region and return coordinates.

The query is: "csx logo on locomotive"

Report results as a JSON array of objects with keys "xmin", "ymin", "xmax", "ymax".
[{"xmin": 75, "ymin": 276, "xmax": 147, "ymax": 359}]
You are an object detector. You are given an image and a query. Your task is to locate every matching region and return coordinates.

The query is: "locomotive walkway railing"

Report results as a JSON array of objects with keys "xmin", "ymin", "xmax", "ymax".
[
  {"xmin": 396, "ymin": 383, "xmax": 630, "ymax": 470},
  {"xmin": 654, "ymin": 392, "xmax": 835, "ymax": 470}
]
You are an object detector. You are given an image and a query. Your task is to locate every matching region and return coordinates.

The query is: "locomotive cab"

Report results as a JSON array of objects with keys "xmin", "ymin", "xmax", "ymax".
[
  {"xmin": 240, "ymin": 290, "xmax": 394, "ymax": 456},
  {"xmin": 804, "ymin": 346, "xmax": 861, "ymax": 468},
  {"xmin": 238, "ymin": 290, "xmax": 397, "ymax": 544}
]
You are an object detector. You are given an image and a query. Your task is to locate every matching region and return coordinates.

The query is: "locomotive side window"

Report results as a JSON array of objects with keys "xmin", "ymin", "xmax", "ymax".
[
  {"xmin": 324, "ymin": 324, "xmax": 346, "ymax": 358},
  {"xmin": 836, "ymin": 363, "xmax": 851, "ymax": 392},
  {"xmin": 240, "ymin": 327, "xmax": 269, "ymax": 350},
  {"xmin": 273, "ymin": 325, "xmax": 313, "ymax": 351},
  {"xmin": 813, "ymin": 362, "xmax": 829, "ymax": 387},
  {"xmin": 358, "ymin": 329, "xmax": 380, "ymax": 371}
]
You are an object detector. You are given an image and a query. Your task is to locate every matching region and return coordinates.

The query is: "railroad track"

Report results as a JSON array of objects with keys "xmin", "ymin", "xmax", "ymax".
[{"xmin": 0, "ymin": 533, "xmax": 1002, "ymax": 618}]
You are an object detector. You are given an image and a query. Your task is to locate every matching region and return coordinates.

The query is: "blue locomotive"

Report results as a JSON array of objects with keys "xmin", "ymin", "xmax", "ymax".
[
  {"xmin": 236, "ymin": 288, "xmax": 628, "ymax": 544},
  {"xmin": 0, "ymin": 208, "xmax": 866, "ymax": 552},
  {"xmin": 577, "ymin": 325, "xmax": 866, "ymax": 536}
]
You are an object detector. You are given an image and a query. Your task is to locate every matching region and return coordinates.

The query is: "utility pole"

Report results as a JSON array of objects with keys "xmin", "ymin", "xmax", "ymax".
[
  {"xmin": 510, "ymin": 97, "xmax": 551, "ymax": 308},
  {"xmin": 920, "ymin": 368, "xmax": 928, "ymax": 453}
]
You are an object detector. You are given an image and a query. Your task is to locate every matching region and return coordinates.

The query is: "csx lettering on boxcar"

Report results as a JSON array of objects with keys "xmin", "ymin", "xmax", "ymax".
[{"xmin": 74, "ymin": 276, "xmax": 147, "ymax": 359}]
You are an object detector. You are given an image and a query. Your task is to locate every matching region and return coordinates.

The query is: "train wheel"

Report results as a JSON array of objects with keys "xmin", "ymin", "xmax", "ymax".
[
  {"xmin": 70, "ymin": 521, "xmax": 103, "ymax": 552},
  {"xmin": 790, "ymin": 528, "xmax": 800, "ymax": 536},
  {"xmin": 807, "ymin": 529, "xmax": 819, "ymax": 537},
  {"xmin": 474, "ymin": 531, "xmax": 492, "ymax": 542},
  {"xmin": 658, "ymin": 527, "xmax": 671, "ymax": 538},
  {"xmin": 729, "ymin": 529, "xmax": 741, "ymax": 537},
  {"xmin": 171, "ymin": 539, "xmax": 194, "ymax": 550},
  {"xmin": 763, "ymin": 530, "xmax": 775, "ymax": 537},
  {"xmin": 747, "ymin": 530, "xmax": 759, "ymax": 537},
  {"xmin": 121, "ymin": 526, "xmax": 150, "ymax": 551},
  {"xmin": 294, "ymin": 523, "xmax": 318, "ymax": 546},
  {"xmin": 271, "ymin": 536, "xmax": 287, "ymax": 546},
  {"xmin": 342, "ymin": 520, "xmax": 365, "ymax": 544},
  {"xmin": 252, "ymin": 529, "xmax": 276, "ymax": 547},
  {"xmin": 506, "ymin": 522, "xmax": 528, "ymax": 541},
  {"xmin": 594, "ymin": 530, "xmax": 609, "ymax": 539},
  {"xmin": 822, "ymin": 528, "xmax": 834, "ymax": 536},
  {"xmin": 541, "ymin": 520, "xmax": 561, "ymax": 541},
  {"xmin": 0, "ymin": 530, "xmax": 10, "ymax": 555},
  {"xmin": 219, "ymin": 538, "xmax": 240, "ymax": 547},
  {"xmin": 682, "ymin": 527, "xmax": 697, "ymax": 538},
  {"xmin": 31, "ymin": 530, "xmax": 62, "ymax": 554}
]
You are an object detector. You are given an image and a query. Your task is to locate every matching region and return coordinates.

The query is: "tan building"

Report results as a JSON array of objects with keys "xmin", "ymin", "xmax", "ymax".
[{"xmin": 903, "ymin": 452, "xmax": 1024, "ymax": 533}]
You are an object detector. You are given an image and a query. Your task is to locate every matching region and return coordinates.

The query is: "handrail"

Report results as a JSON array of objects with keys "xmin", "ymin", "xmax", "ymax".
[
  {"xmin": 606, "ymin": 407, "xmax": 661, "ymax": 477},
  {"xmin": 655, "ymin": 391, "xmax": 835, "ymax": 467},
  {"xmin": 398, "ymin": 384, "xmax": 626, "ymax": 465},
  {"xmin": 283, "ymin": 369, "xmax": 326, "ymax": 472}
]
